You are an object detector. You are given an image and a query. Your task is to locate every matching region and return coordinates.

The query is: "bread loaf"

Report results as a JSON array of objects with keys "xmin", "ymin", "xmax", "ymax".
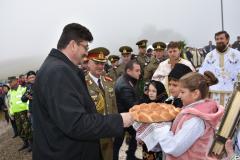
[{"xmin": 129, "ymin": 102, "xmax": 181, "ymax": 123}]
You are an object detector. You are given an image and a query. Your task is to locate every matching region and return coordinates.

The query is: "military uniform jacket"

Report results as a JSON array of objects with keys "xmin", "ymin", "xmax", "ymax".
[
  {"xmin": 107, "ymin": 67, "xmax": 118, "ymax": 81},
  {"xmin": 85, "ymin": 73, "xmax": 118, "ymax": 115},
  {"xmin": 143, "ymin": 57, "xmax": 164, "ymax": 82},
  {"xmin": 32, "ymin": 49, "xmax": 123, "ymax": 160},
  {"xmin": 115, "ymin": 63, "xmax": 125, "ymax": 79},
  {"xmin": 136, "ymin": 54, "xmax": 151, "ymax": 71}
]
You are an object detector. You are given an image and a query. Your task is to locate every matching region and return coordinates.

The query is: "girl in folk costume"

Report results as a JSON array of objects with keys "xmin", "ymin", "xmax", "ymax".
[
  {"xmin": 142, "ymin": 71, "xmax": 224, "ymax": 160},
  {"xmin": 140, "ymin": 80, "xmax": 168, "ymax": 107},
  {"xmin": 140, "ymin": 80, "xmax": 168, "ymax": 160}
]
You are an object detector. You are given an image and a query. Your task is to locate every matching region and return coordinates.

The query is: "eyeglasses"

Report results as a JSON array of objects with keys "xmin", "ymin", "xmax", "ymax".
[{"xmin": 78, "ymin": 43, "xmax": 89, "ymax": 51}]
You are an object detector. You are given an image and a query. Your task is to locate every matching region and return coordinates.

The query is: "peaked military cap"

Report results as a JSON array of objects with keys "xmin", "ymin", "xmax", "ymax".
[
  {"xmin": 108, "ymin": 55, "xmax": 120, "ymax": 63},
  {"xmin": 87, "ymin": 47, "xmax": 110, "ymax": 63},
  {"xmin": 168, "ymin": 63, "xmax": 192, "ymax": 80},
  {"xmin": 152, "ymin": 41, "xmax": 166, "ymax": 51},
  {"xmin": 119, "ymin": 46, "xmax": 133, "ymax": 55},
  {"xmin": 136, "ymin": 39, "xmax": 148, "ymax": 48}
]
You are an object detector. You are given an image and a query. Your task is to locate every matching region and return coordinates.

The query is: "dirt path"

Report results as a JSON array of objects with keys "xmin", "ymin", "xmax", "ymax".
[
  {"xmin": 0, "ymin": 125, "xmax": 32, "ymax": 160},
  {"xmin": 0, "ymin": 122, "xmax": 142, "ymax": 160}
]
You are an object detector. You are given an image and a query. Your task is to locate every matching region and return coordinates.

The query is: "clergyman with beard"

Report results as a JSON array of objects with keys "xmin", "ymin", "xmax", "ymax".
[{"xmin": 199, "ymin": 31, "xmax": 240, "ymax": 106}]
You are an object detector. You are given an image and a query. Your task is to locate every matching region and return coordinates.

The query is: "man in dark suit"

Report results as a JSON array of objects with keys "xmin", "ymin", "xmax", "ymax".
[
  {"xmin": 204, "ymin": 41, "xmax": 216, "ymax": 56},
  {"xmin": 232, "ymin": 36, "xmax": 240, "ymax": 51},
  {"xmin": 32, "ymin": 23, "xmax": 134, "ymax": 160},
  {"xmin": 113, "ymin": 60, "xmax": 141, "ymax": 160}
]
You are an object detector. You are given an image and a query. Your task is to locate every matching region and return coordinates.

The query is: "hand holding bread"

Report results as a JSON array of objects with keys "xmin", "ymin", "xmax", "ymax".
[{"xmin": 120, "ymin": 112, "xmax": 134, "ymax": 127}]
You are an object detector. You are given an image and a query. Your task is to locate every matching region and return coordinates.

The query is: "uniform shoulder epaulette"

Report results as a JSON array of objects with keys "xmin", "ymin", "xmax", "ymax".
[
  {"xmin": 85, "ymin": 75, "xmax": 93, "ymax": 85},
  {"xmin": 104, "ymin": 76, "xmax": 113, "ymax": 82},
  {"xmin": 87, "ymin": 79, "xmax": 93, "ymax": 85}
]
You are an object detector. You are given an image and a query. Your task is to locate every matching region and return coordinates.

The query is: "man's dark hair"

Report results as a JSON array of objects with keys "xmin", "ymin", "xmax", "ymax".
[
  {"xmin": 3, "ymin": 84, "xmax": 10, "ymax": 90},
  {"xmin": 147, "ymin": 48, "xmax": 153, "ymax": 53},
  {"xmin": 214, "ymin": 31, "xmax": 230, "ymax": 40},
  {"xmin": 19, "ymin": 74, "xmax": 25, "ymax": 78},
  {"xmin": 167, "ymin": 41, "xmax": 181, "ymax": 50},
  {"xmin": 131, "ymin": 54, "xmax": 137, "ymax": 60},
  {"xmin": 57, "ymin": 23, "xmax": 93, "ymax": 50},
  {"xmin": 26, "ymin": 71, "xmax": 36, "ymax": 78},
  {"xmin": 124, "ymin": 60, "xmax": 140, "ymax": 72}
]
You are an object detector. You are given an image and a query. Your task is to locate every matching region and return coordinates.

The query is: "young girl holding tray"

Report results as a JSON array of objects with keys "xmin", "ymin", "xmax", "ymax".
[{"xmin": 137, "ymin": 71, "xmax": 224, "ymax": 160}]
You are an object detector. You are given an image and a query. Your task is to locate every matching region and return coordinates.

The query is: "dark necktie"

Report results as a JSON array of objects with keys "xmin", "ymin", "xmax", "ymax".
[{"xmin": 98, "ymin": 79, "xmax": 105, "ymax": 95}]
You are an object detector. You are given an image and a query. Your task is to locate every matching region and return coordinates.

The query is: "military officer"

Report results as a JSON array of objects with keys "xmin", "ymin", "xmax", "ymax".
[
  {"xmin": 85, "ymin": 47, "xmax": 118, "ymax": 160},
  {"xmin": 144, "ymin": 41, "xmax": 167, "ymax": 82},
  {"xmin": 136, "ymin": 39, "xmax": 151, "ymax": 70},
  {"xmin": 107, "ymin": 55, "xmax": 120, "ymax": 81},
  {"xmin": 136, "ymin": 39, "xmax": 151, "ymax": 96},
  {"xmin": 115, "ymin": 46, "xmax": 133, "ymax": 79}
]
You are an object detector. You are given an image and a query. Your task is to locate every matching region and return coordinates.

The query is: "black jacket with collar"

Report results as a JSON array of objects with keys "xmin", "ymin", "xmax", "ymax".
[
  {"xmin": 115, "ymin": 74, "xmax": 139, "ymax": 113},
  {"xmin": 32, "ymin": 49, "xmax": 123, "ymax": 160}
]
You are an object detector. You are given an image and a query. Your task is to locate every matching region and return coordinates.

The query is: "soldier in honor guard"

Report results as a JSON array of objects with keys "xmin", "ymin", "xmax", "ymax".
[
  {"xmin": 136, "ymin": 39, "xmax": 151, "ymax": 96},
  {"xmin": 136, "ymin": 39, "xmax": 151, "ymax": 70},
  {"xmin": 107, "ymin": 55, "xmax": 120, "ymax": 81},
  {"xmin": 115, "ymin": 46, "xmax": 133, "ymax": 79},
  {"xmin": 85, "ymin": 47, "xmax": 118, "ymax": 160},
  {"xmin": 144, "ymin": 41, "xmax": 167, "ymax": 82}
]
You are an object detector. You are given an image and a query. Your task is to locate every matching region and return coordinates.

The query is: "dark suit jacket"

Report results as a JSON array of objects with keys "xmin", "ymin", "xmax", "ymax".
[
  {"xmin": 232, "ymin": 41, "xmax": 240, "ymax": 51},
  {"xmin": 204, "ymin": 45, "xmax": 216, "ymax": 54},
  {"xmin": 32, "ymin": 49, "xmax": 123, "ymax": 160},
  {"xmin": 114, "ymin": 74, "xmax": 139, "ymax": 113}
]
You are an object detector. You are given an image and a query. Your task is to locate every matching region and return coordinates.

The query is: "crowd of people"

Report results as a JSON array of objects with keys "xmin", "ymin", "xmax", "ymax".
[
  {"xmin": 1, "ymin": 23, "xmax": 240, "ymax": 160},
  {"xmin": 0, "ymin": 71, "xmax": 36, "ymax": 153}
]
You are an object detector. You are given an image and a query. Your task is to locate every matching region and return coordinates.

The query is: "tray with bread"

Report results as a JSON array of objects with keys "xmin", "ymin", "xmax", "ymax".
[{"xmin": 129, "ymin": 102, "xmax": 181, "ymax": 123}]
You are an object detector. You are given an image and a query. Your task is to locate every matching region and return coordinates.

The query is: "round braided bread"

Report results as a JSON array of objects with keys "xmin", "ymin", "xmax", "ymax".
[{"xmin": 129, "ymin": 102, "xmax": 181, "ymax": 123}]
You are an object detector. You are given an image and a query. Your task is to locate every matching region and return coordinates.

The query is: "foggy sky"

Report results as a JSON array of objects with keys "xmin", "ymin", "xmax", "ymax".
[{"xmin": 0, "ymin": 0, "xmax": 239, "ymax": 79}]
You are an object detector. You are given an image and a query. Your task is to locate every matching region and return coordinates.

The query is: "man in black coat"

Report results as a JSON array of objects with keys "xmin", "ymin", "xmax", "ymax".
[
  {"xmin": 203, "ymin": 41, "xmax": 216, "ymax": 56},
  {"xmin": 113, "ymin": 60, "xmax": 141, "ymax": 160},
  {"xmin": 32, "ymin": 23, "xmax": 134, "ymax": 160},
  {"xmin": 232, "ymin": 36, "xmax": 240, "ymax": 51},
  {"xmin": 21, "ymin": 70, "xmax": 36, "ymax": 152}
]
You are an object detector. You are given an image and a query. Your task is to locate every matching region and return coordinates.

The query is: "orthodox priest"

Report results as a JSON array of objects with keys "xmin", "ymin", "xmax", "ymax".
[{"xmin": 199, "ymin": 31, "xmax": 240, "ymax": 106}]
